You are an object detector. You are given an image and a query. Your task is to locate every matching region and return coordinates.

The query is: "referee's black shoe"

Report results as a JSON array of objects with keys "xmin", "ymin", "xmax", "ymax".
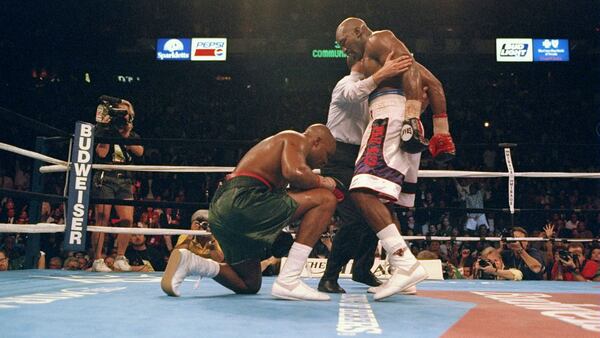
[
  {"xmin": 351, "ymin": 272, "xmax": 382, "ymax": 287},
  {"xmin": 318, "ymin": 279, "xmax": 346, "ymax": 293}
]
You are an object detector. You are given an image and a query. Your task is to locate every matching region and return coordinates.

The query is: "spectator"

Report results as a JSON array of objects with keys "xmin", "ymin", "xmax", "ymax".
[
  {"xmin": 48, "ymin": 256, "xmax": 63, "ymax": 270},
  {"xmin": 565, "ymin": 213, "xmax": 579, "ymax": 230},
  {"xmin": 0, "ymin": 249, "xmax": 9, "ymax": 271},
  {"xmin": 63, "ymin": 257, "xmax": 80, "ymax": 270},
  {"xmin": 104, "ymin": 256, "xmax": 115, "ymax": 270},
  {"xmin": 17, "ymin": 210, "xmax": 28, "ymax": 224},
  {"xmin": 427, "ymin": 241, "xmax": 442, "ymax": 260},
  {"xmin": 455, "ymin": 179, "xmax": 490, "ymax": 234},
  {"xmin": 0, "ymin": 235, "xmax": 25, "ymax": 270},
  {"xmin": 174, "ymin": 210, "xmax": 224, "ymax": 263},
  {"xmin": 454, "ymin": 244, "xmax": 476, "ymax": 279},
  {"xmin": 309, "ymin": 232, "xmax": 332, "ymax": 259},
  {"xmin": 501, "ymin": 227, "xmax": 545, "ymax": 280},
  {"xmin": 574, "ymin": 220, "xmax": 593, "ymax": 239},
  {"xmin": 590, "ymin": 247, "xmax": 600, "ymax": 282},
  {"xmin": 125, "ymin": 233, "xmax": 166, "ymax": 272},
  {"xmin": 474, "ymin": 246, "xmax": 523, "ymax": 280},
  {"xmin": 2, "ymin": 207, "xmax": 16, "ymax": 224},
  {"xmin": 439, "ymin": 216, "xmax": 453, "ymax": 236},
  {"xmin": 551, "ymin": 243, "xmax": 599, "ymax": 281}
]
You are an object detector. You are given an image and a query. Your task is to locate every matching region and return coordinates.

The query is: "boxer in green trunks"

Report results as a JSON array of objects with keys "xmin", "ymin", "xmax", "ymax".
[{"xmin": 161, "ymin": 124, "xmax": 343, "ymax": 301}]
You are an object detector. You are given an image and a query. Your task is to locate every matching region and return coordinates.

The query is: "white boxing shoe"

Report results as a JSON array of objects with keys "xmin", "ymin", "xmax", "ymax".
[
  {"xmin": 113, "ymin": 256, "xmax": 132, "ymax": 272},
  {"xmin": 373, "ymin": 263, "xmax": 428, "ymax": 301},
  {"xmin": 91, "ymin": 258, "xmax": 112, "ymax": 272},
  {"xmin": 272, "ymin": 279, "xmax": 330, "ymax": 301},
  {"xmin": 161, "ymin": 249, "xmax": 219, "ymax": 297},
  {"xmin": 368, "ymin": 284, "xmax": 417, "ymax": 295}
]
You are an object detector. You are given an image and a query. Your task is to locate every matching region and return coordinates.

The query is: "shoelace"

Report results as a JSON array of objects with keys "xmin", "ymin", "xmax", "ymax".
[{"xmin": 193, "ymin": 277, "xmax": 202, "ymax": 290}]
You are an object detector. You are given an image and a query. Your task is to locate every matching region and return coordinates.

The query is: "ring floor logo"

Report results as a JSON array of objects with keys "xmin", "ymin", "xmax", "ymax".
[{"xmin": 156, "ymin": 38, "xmax": 191, "ymax": 61}]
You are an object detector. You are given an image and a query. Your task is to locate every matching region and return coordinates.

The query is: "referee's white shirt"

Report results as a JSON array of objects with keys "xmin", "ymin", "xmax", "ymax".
[{"xmin": 326, "ymin": 72, "xmax": 377, "ymax": 145}]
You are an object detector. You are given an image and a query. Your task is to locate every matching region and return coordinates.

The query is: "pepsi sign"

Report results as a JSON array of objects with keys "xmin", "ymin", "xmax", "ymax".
[
  {"xmin": 156, "ymin": 38, "xmax": 191, "ymax": 61},
  {"xmin": 191, "ymin": 38, "xmax": 227, "ymax": 61},
  {"xmin": 533, "ymin": 39, "xmax": 569, "ymax": 62}
]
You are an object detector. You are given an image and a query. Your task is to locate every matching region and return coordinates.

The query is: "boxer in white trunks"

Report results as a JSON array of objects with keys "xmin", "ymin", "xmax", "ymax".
[{"xmin": 336, "ymin": 17, "xmax": 456, "ymax": 300}]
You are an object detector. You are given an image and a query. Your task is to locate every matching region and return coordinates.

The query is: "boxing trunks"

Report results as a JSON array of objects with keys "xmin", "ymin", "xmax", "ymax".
[
  {"xmin": 349, "ymin": 90, "xmax": 420, "ymax": 207},
  {"xmin": 208, "ymin": 172, "xmax": 298, "ymax": 264}
]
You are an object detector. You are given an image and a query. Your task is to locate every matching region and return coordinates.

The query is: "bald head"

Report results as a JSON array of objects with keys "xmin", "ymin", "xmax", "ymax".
[
  {"xmin": 336, "ymin": 17, "xmax": 366, "ymax": 38},
  {"xmin": 335, "ymin": 17, "xmax": 371, "ymax": 59},
  {"xmin": 304, "ymin": 124, "xmax": 336, "ymax": 168},
  {"xmin": 305, "ymin": 124, "xmax": 334, "ymax": 142}
]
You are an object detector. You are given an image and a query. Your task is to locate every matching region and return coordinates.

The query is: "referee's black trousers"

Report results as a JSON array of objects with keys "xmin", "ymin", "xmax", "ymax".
[{"xmin": 320, "ymin": 141, "xmax": 378, "ymax": 281}]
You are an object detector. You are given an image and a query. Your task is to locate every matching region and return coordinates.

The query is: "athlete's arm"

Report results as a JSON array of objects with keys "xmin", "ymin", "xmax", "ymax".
[
  {"xmin": 334, "ymin": 76, "xmax": 376, "ymax": 104},
  {"xmin": 368, "ymin": 31, "xmax": 423, "ymax": 111},
  {"xmin": 280, "ymin": 135, "xmax": 322, "ymax": 190},
  {"xmin": 415, "ymin": 62, "xmax": 446, "ymax": 117},
  {"xmin": 335, "ymin": 55, "xmax": 413, "ymax": 104}
]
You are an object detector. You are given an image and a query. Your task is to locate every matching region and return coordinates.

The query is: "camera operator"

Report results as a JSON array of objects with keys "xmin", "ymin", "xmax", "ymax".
[
  {"xmin": 501, "ymin": 227, "xmax": 545, "ymax": 280},
  {"xmin": 551, "ymin": 243, "xmax": 599, "ymax": 281},
  {"xmin": 174, "ymin": 209, "xmax": 224, "ymax": 263},
  {"xmin": 91, "ymin": 97, "xmax": 144, "ymax": 272},
  {"xmin": 474, "ymin": 247, "xmax": 523, "ymax": 280}
]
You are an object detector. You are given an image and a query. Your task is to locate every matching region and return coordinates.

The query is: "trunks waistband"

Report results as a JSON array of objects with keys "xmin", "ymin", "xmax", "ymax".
[
  {"xmin": 225, "ymin": 170, "xmax": 273, "ymax": 190},
  {"xmin": 369, "ymin": 89, "xmax": 405, "ymax": 102}
]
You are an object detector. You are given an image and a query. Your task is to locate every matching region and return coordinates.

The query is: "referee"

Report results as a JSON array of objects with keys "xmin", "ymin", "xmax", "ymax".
[{"xmin": 318, "ymin": 53, "xmax": 413, "ymax": 293}]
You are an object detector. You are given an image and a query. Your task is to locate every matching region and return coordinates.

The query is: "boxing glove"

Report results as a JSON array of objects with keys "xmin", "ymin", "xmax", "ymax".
[
  {"xmin": 330, "ymin": 177, "xmax": 347, "ymax": 202},
  {"xmin": 429, "ymin": 133, "xmax": 456, "ymax": 163},
  {"xmin": 318, "ymin": 176, "xmax": 345, "ymax": 202},
  {"xmin": 400, "ymin": 118, "xmax": 429, "ymax": 153}
]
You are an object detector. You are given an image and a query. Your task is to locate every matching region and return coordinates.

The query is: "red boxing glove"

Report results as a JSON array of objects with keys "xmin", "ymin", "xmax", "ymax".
[
  {"xmin": 331, "ymin": 177, "xmax": 346, "ymax": 202},
  {"xmin": 429, "ymin": 133, "xmax": 456, "ymax": 163},
  {"xmin": 318, "ymin": 176, "xmax": 345, "ymax": 202}
]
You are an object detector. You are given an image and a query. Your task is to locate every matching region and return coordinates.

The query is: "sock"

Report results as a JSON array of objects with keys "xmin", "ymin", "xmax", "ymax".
[
  {"xmin": 376, "ymin": 224, "xmax": 416, "ymax": 266},
  {"xmin": 277, "ymin": 242, "xmax": 312, "ymax": 285},
  {"xmin": 203, "ymin": 258, "xmax": 220, "ymax": 278},
  {"xmin": 376, "ymin": 224, "xmax": 406, "ymax": 253},
  {"xmin": 192, "ymin": 256, "xmax": 220, "ymax": 278}
]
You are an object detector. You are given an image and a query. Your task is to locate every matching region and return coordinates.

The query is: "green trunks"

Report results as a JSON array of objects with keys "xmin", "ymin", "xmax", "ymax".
[{"xmin": 208, "ymin": 174, "xmax": 299, "ymax": 264}]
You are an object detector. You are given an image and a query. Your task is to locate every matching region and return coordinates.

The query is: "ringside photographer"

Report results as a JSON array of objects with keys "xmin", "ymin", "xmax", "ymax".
[
  {"xmin": 474, "ymin": 247, "xmax": 523, "ymax": 280},
  {"xmin": 91, "ymin": 96, "xmax": 144, "ymax": 272},
  {"xmin": 551, "ymin": 243, "xmax": 599, "ymax": 281},
  {"xmin": 501, "ymin": 227, "xmax": 545, "ymax": 280}
]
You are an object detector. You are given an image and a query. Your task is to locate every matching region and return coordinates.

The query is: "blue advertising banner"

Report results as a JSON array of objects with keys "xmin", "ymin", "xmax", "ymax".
[
  {"xmin": 533, "ymin": 39, "xmax": 569, "ymax": 62},
  {"xmin": 156, "ymin": 38, "xmax": 191, "ymax": 61},
  {"xmin": 63, "ymin": 122, "xmax": 94, "ymax": 252}
]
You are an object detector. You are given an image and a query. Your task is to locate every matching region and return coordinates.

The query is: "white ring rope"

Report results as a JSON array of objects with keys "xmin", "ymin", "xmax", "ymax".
[
  {"xmin": 39, "ymin": 163, "xmax": 600, "ymax": 178},
  {"xmin": 0, "ymin": 223, "xmax": 211, "ymax": 236},
  {"xmin": 39, "ymin": 164, "xmax": 237, "ymax": 174},
  {"xmin": 1, "ymin": 141, "xmax": 598, "ymax": 178},
  {"xmin": 0, "ymin": 142, "xmax": 67, "ymax": 166},
  {"xmin": 1, "ymin": 139, "xmax": 599, "ymax": 246},
  {"xmin": 0, "ymin": 223, "xmax": 596, "ymax": 242}
]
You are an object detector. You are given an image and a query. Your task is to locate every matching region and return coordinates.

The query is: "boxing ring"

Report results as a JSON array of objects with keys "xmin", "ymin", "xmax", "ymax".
[
  {"xmin": 1, "ymin": 271, "xmax": 599, "ymax": 338},
  {"xmin": 1, "ymin": 112, "xmax": 600, "ymax": 338}
]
